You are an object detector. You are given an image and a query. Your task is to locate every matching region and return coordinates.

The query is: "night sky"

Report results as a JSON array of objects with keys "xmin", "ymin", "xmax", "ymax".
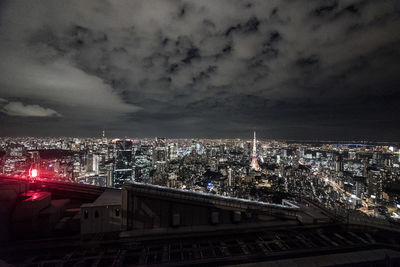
[{"xmin": 1, "ymin": 1, "xmax": 400, "ymax": 140}]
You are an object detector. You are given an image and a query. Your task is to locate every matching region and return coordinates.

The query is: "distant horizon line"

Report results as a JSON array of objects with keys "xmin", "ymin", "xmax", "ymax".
[{"xmin": 0, "ymin": 135, "xmax": 399, "ymax": 144}]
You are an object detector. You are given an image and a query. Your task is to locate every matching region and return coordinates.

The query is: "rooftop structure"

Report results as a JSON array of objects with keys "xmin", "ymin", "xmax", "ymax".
[{"xmin": 2, "ymin": 175, "xmax": 400, "ymax": 266}]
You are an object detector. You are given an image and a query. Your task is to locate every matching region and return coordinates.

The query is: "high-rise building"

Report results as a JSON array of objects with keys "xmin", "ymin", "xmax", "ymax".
[
  {"xmin": 228, "ymin": 167, "xmax": 232, "ymax": 187},
  {"xmin": 153, "ymin": 147, "xmax": 167, "ymax": 165},
  {"xmin": 398, "ymin": 149, "xmax": 400, "ymax": 163},
  {"xmin": 281, "ymin": 149, "xmax": 287, "ymax": 158},
  {"xmin": 367, "ymin": 169, "xmax": 382, "ymax": 200},
  {"xmin": 335, "ymin": 154, "xmax": 344, "ymax": 172},
  {"xmin": 250, "ymin": 131, "xmax": 260, "ymax": 170},
  {"xmin": 168, "ymin": 143, "xmax": 177, "ymax": 160},
  {"xmin": 105, "ymin": 162, "xmax": 114, "ymax": 187},
  {"xmin": 355, "ymin": 177, "xmax": 366, "ymax": 198},
  {"xmin": 113, "ymin": 139, "xmax": 133, "ymax": 188},
  {"xmin": 86, "ymin": 153, "xmax": 100, "ymax": 175}
]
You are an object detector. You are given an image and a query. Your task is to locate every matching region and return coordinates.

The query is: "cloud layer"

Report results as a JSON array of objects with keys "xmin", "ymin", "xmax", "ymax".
[
  {"xmin": 0, "ymin": 0, "xmax": 400, "ymax": 139},
  {"xmin": 1, "ymin": 101, "xmax": 61, "ymax": 117}
]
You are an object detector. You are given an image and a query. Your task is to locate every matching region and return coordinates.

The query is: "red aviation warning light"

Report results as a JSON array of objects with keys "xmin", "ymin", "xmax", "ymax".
[
  {"xmin": 30, "ymin": 168, "xmax": 38, "ymax": 178},
  {"xmin": 31, "ymin": 169, "xmax": 38, "ymax": 178}
]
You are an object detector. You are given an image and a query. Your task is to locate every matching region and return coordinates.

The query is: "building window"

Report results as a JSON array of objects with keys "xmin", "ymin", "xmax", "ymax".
[
  {"xmin": 94, "ymin": 210, "xmax": 99, "ymax": 218},
  {"xmin": 115, "ymin": 208, "xmax": 120, "ymax": 217},
  {"xmin": 83, "ymin": 210, "xmax": 88, "ymax": 219}
]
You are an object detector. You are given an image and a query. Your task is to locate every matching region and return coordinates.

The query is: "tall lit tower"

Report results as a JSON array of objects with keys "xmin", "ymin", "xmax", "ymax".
[{"xmin": 250, "ymin": 131, "xmax": 260, "ymax": 170}]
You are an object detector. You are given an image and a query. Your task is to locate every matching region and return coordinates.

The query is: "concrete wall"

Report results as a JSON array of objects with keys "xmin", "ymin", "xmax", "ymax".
[
  {"xmin": 80, "ymin": 204, "xmax": 122, "ymax": 234},
  {"xmin": 38, "ymin": 199, "xmax": 70, "ymax": 233},
  {"xmin": 0, "ymin": 181, "xmax": 29, "ymax": 201},
  {"xmin": 81, "ymin": 184, "xmax": 300, "ymax": 235},
  {"xmin": 126, "ymin": 195, "xmax": 242, "ymax": 230},
  {"xmin": 0, "ymin": 181, "xmax": 29, "ymax": 241},
  {"xmin": 122, "ymin": 186, "xmax": 266, "ymax": 232}
]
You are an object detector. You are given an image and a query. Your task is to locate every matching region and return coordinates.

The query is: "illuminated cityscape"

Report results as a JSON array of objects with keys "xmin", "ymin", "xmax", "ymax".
[
  {"xmin": 2, "ymin": 135, "xmax": 400, "ymax": 219},
  {"xmin": 2, "ymin": 0, "xmax": 400, "ymax": 266},
  {"xmin": 2, "ymin": 134, "xmax": 400, "ymax": 265}
]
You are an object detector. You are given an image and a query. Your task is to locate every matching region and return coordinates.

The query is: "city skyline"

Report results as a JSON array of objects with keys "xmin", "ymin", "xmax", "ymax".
[
  {"xmin": 2, "ymin": 134, "xmax": 400, "ymax": 265},
  {"xmin": 2, "ymin": 1, "xmax": 400, "ymax": 265},
  {"xmin": 0, "ymin": 1, "xmax": 400, "ymax": 140}
]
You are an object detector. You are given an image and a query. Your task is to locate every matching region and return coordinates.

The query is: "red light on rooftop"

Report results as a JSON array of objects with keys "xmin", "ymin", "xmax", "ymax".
[{"xmin": 30, "ymin": 168, "xmax": 38, "ymax": 178}]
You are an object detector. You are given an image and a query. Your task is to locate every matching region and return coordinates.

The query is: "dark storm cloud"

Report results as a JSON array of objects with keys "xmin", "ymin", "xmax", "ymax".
[{"xmin": 0, "ymin": 0, "xmax": 400, "ymax": 139}]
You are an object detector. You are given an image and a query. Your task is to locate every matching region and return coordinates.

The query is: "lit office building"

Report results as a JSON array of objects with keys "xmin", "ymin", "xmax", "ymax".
[{"xmin": 113, "ymin": 139, "xmax": 133, "ymax": 188}]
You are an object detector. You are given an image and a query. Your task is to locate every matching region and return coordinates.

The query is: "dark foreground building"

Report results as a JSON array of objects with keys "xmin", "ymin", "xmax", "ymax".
[{"xmin": 1, "ymin": 175, "xmax": 400, "ymax": 266}]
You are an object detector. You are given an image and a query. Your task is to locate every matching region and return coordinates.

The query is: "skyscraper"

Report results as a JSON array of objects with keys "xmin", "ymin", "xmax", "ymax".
[
  {"xmin": 228, "ymin": 167, "xmax": 232, "ymax": 187},
  {"xmin": 335, "ymin": 154, "xmax": 344, "ymax": 172},
  {"xmin": 250, "ymin": 131, "xmax": 260, "ymax": 170},
  {"xmin": 113, "ymin": 139, "xmax": 133, "ymax": 188}
]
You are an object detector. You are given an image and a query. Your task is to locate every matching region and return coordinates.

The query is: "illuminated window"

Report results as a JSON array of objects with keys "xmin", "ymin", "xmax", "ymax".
[
  {"xmin": 83, "ymin": 210, "xmax": 88, "ymax": 219},
  {"xmin": 94, "ymin": 210, "xmax": 99, "ymax": 218}
]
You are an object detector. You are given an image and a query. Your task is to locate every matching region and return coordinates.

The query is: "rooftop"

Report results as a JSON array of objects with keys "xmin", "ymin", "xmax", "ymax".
[
  {"xmin": 81, "ymin": 188, "xmax": 121, "ymax": 207},
  {"xmin": 125, "ymin": 182, "xmax": 299, "ymax": 212}
]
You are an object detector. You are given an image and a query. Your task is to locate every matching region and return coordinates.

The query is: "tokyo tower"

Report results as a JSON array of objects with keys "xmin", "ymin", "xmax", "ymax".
[{"xmin": 250, "ymin": 131, "xmax": 260, "ymax": 170}]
